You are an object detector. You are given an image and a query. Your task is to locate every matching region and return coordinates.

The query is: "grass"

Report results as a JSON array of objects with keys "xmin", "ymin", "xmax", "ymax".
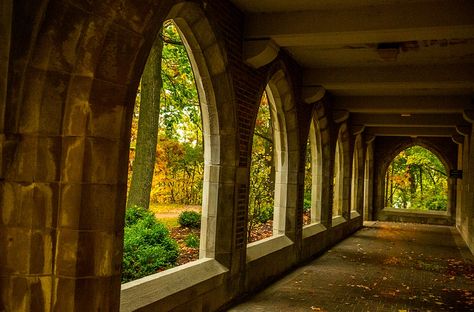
[
  {"xmin": 149, "ymin": 203, "xmax": 201, "ymax": 229},
  {"xmin": 158, "ymin": 217, "xmax": 179, "ymax": 228},
  {"xmin": 149, "ymin": 203, "xmax": 186, "ymax": 214}
]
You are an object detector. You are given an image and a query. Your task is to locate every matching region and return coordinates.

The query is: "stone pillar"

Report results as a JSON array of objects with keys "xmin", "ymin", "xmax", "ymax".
[{"xmin": 363, "ymin": 137, "xmax": 375, "ymax": 221}]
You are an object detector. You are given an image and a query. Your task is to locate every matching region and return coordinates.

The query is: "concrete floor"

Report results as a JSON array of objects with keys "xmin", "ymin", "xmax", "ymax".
[{"xmin": 230, "ymin": 222, "xmax": 474, "ymax": 312}]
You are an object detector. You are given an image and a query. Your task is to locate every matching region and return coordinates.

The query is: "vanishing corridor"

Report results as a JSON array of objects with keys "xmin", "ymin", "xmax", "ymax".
[{"xmin": 231, "ymin": 222, "xmax": 474, "ymax": 312}]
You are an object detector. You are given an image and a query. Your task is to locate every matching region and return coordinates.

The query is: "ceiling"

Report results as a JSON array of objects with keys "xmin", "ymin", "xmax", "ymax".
[{"xmin": 230, "ymin": 0, "xmax": 474, "ymax": 137}]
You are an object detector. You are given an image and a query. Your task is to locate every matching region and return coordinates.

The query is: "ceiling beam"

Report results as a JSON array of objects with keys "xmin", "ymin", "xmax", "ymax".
[
  {"xmin": 365, "ymin": 127, "xmax": 458, "ymax": 137},
  {"xmin": 351, "ymin": 113, "xmax": 468, "ymax": 127},
  {"xmin": 303, "ymin": 64, "xmax": 474, "ymax": 95},
  {"xmin": 332, "ymin": 96, "xmax": 473, "ymax": 113},
  {"xmin": 245, "ymin": 1, "xmax": 474, "ymax": 46}
]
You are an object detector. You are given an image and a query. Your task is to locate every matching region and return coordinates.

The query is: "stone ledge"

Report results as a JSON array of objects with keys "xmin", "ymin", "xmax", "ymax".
[
  {"xmin": 246, "ymin": 235, "xmax": 293, "ymax": 262},
  {"xmin": 120, "ymin": 258, "xmax": 228, "ymax": 311},
  {"xmin": 302, "ymin": 223, "xmax": 327, "ymax": 239},
  {"xmin": 378, "ymin": 208, "xmax": 453, "ymax": 226},
  {"xmin": 350, "ymin": 211, "xmax": 361, "ymax": 219},
  {"xmin": 331, "ymin": 216, "xmax": 347, "ymax": 227}
]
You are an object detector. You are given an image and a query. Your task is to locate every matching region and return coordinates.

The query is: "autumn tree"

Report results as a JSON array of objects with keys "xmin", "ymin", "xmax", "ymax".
[
  {"xmin": 127, "ymin": 31, "xmax": 164, "ymax": 210},
  {"xmin": 385, "ymin": 146, "xmax": 447, "ymax": 211},
  {"xmin": 248, "ymin": 92, "xmax": 275, "ymax": 242},
  {"xmin": 127, "ymin": 21, "xmax": 203, "ymax": 209}
]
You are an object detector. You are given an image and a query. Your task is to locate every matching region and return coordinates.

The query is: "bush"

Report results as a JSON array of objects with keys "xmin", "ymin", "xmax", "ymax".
[
  {"xmin": 184, "ymin": 233, "xmax": 200, "ymax": 248},
  {"xmin": 303, "ymin": 196, "xmax": 312, "ymax": 212},
  {"xmin": 178, "ymin": 210, "xmax": 201, "ymax": 229},
  {"xmin": 125, "ymin": 205, "xmax": 150, "ymax": 226},
  {"xmin": 122, "ymin": 207, "xmax": 179, "ymax": 283}
]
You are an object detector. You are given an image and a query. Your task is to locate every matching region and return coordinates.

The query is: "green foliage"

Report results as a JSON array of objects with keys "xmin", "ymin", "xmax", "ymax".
[
  {"xmin": 125, "ymin": 205, "xmax": 151, "ymax": 226},
  {"xmin": 248, "ymin": 92, "xmax": 275, "ymax": 240},
  {"xmin": 122, "ymin": 207, "xmax": 179, "ymax": 283},
  {"xmin": 385, "ymin": 146, "xmax": 447, "ymax": 211},
  {"xmin": 128, "ymin": 21, "xmax": 204, "ymax": 208},
  {"xmin": 178, "ymin": 210, "xmax": 201, "ymax": 229},
  {"xmin": 303, "ymin": 137, "xmax": 313, "ymax": 214},
  {"xmin": 303, "ymin": 197, "xmax": 312, "ymax": 212},
  {"xmin": 184, "ymin": 233, "xmax": 200, "ymax": 248}
]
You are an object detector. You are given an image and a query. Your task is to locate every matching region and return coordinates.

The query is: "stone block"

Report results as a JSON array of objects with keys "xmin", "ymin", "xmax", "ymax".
[
  {"xmin": 59, "ymin": 183, "xmax": 125, "ymax": 231},
  {"xmin": 19, "ymin": 69, "xmax": 68, "ymax": 135},
  {"xmin": 19, "ymin": 183, "xmax": 58, "ymax": 229},
  {"xmin": 55, "ymin": 229, "xmax": 119, "ymax": 277},
  {"xmin": 203, "ymin": 43, "xmax": 226, "ymax": 77},
  {"xmin": 0, "ymin": 227, "xmax": 53, "ymax": 275},
  {"xmin": 53, "ymin": 276, "xmax": 121, "ymax": 311},
  {"xmin": 30, "ymin": 1, "xmax": 87, "ymax": 73},
  {"xmin": 87, "ymin": 79, "xmax": 128, "ymax": 139},
  {"xmin": 5, "ymin": 136, "xmax": 37, "ymax": 182},
  {"xmin": 73, "ymin": 15, "xmax": 109, "ymax": 77},
  {"xmin": 0, "ymin": 276, "xmax": 52, "ymax": 312},
  {"xmin": 94, "ymin": 25, "xmax": 142, "ymax": 85},
  {"xmin": 190, "ymin": 17, "xmax": 215, "ymax": 50},
  {"xmin": 35, "ymin": 137, "xmax": 61, "ymax": 182},
  {"xmin": 62, "ymin": 76, "xmax": 93, "ymax": 136},
  {"xmin": 60, "ymin": 136, "xmax": 85, "ymax": 183},
  {"xmin": 83, "ymin": 137, "xmax": 121, "ymax": 184}
]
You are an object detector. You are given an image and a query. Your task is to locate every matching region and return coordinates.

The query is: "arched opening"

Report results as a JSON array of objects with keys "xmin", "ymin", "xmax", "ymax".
[
  {"xmin": 350, "ymin": 135, "xmax": 363, "ymax": 218},
  {"xmin": 363, "ymin": 142, "xmax": 374, "ymax": 221},
  {"xmin": 122, "ymin": 7, "xmax": 226, "ymax": 282},
  {"xmin": 303, "ymin": 120, "xmax": 322, "ymax": 225},
  {"xmin": 247, "ymin": 68, "xmax": 298, "ymax": 245},
  {"xmin": 333, "ymin": 139, "xmax": 343, "ymax": 218},
  {"xmin": 247, "ymin": 91, "xmax": 275, "ymax": 242},
  {"xmin": 384, "ymin": 145, "xmax": 448, "ymax": 212}
]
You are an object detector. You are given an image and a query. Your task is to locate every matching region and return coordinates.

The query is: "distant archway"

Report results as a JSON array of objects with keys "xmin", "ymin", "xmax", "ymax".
[{"xmin": 384, "ymin": 145, "xmax": 448, "ymax": 212}]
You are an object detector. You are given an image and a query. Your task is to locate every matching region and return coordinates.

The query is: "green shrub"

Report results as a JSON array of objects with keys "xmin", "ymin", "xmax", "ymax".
[
  {"xmin": 178, "ymin": 210, "xmax": 201, "ymax": 229},
  {"xmin": 122, "ymin": 207, "xmax": 179, "ymax": 283},
  {"xmin": 184, "ymin": 233, "xmax": 200, "ymax": 248},
  {"xmin": 125, "ymin": 206, "xmax": 150, "ymax": 226},
  {"xmin": 255, "ymin": 205, "xmax": 273, "ymax": 224},
  {"xmin": 303, "ymin": 195, "xmax": 312, "ymax": 212}
]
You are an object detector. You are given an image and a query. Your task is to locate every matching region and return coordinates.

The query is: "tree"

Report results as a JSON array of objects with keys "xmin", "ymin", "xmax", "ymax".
[
  {"xmin": 385, "ymin": 146, "xmax": 447, "ymax": 211},
  {"xmin": 127, "ymin": 32, "xmax": 164, "ymax": 209},
  {"xmin": 127, "ymin": 21, "xmax": 203, "ymax": 209},
  {"xmin": 248, "ymin": 92, "xmax": 275, "ymax": 242}
]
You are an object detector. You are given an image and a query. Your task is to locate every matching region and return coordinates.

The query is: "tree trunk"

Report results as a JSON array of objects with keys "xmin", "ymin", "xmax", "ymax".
[{"xmin": 127, "ymin": 33, "xmax": 164, "ymax": 209}]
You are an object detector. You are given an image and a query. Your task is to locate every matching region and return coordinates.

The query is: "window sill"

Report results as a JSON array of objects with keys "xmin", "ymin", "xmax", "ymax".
[
  {"xmin": 246, "ymin": 234, "xmax": 293, "ymax": 262},
  {"xmin": 303, "ymin": 223, "xmax": 327, "ymax": 239},
  {"xmin": 331, "ymin": 215, "xmax": 347, "ymax": 227},
  {"xmin": 382, "ymin": 208, "xmax": 449, "ymax": 216},
  {"xmin": 350, "ymin": 211, "xmax": 361, "ymax": 219},
  {"xmin": 120, "ymin": 258, "xmax": 228, "ymax": 311}
]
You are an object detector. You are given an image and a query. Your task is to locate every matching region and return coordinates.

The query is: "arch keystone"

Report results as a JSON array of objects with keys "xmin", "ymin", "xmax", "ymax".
[{"xmin": 244, "ymin": 39, "xmax": 279, "ymax": 69}]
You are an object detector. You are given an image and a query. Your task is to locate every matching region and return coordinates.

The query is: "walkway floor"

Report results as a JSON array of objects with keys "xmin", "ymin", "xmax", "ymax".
[{"xmin": 230, "ymin": 222, "xmax": 474, "ymax": 312}]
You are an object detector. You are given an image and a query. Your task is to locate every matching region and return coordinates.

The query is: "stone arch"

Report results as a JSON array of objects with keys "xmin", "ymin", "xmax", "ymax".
[
  {"xmin": 375, "ymin": 137, "xmax": 456, "ymax": 223},
  {"xmin": 248, "ymin": 60, "xmax": 299, "ymax": 241},
  {"xmin": 350, "ymin": 134, "xmax": 364, "ymax": 217},
  {"xmin": 2, "ymin": 1, "xmax": 237, "ymax": 310},
  {"xmin": 307, "ymin": 115, "xmax": 323, "ymax": 224},
  {"xmin": 311, "ymin": 101, "xmax": 333, "ymax": 228},
  {"xmin": 333, "ymin": 123, "xmax": 351, "ymax": 223},
  {"xmin": 363, "ymin": 139, "xmax": 374, "ymax": 221},
  {"xmin": 166, "ymin": 2, "xmax": 237, "ymax": 262}
]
